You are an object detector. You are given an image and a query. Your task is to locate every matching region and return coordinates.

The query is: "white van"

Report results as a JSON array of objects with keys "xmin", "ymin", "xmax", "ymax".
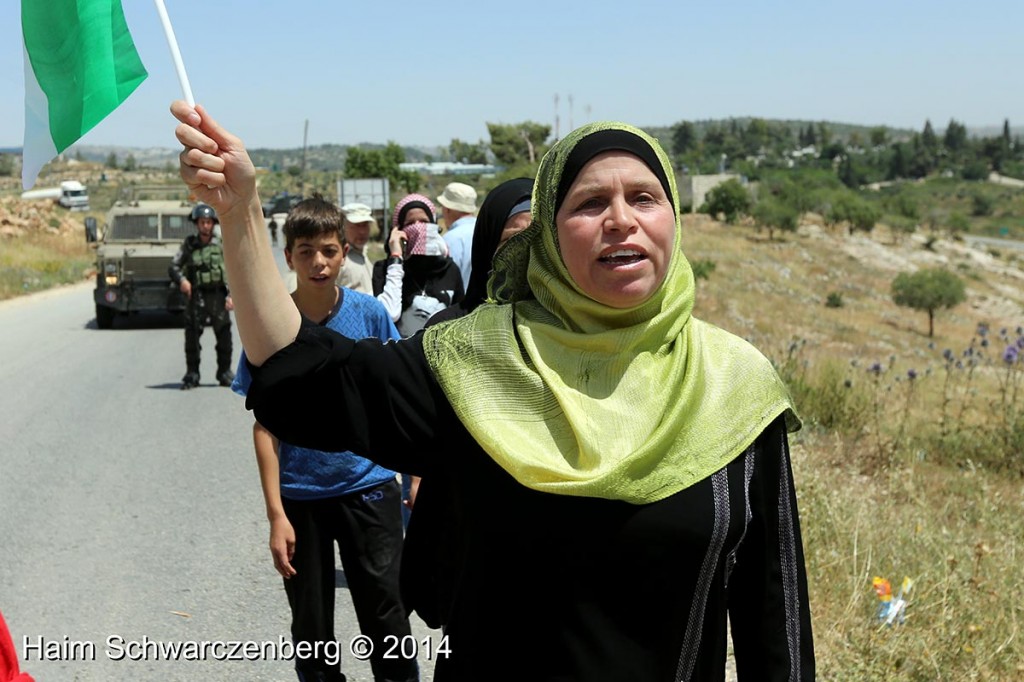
[{"xmin": 58, "ymin": 180, "xmax": 90, "ymax": 211}]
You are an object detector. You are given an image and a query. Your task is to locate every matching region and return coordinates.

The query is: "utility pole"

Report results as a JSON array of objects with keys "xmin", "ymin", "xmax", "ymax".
[
  {"xmin": 300, "ymin": 118, "xmax": 309, "ymax": 196},
  {"xmin": 554, "ymin": 93, "xmax": 560, "ymax": 141}
]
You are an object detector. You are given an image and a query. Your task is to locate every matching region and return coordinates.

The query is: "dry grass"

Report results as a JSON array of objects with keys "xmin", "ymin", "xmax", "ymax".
[
  {"xmin": 0, "ymin": 222, "xmax": 94, "ymax": 300},
  {"xmin": 684, "ymin": 214, "xmax": 1024, "ymax": 680}
]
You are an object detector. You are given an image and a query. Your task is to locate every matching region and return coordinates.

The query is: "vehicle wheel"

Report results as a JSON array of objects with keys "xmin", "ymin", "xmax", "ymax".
[{"xmin": 95, "ymin": 305, "xmax": 115, "ymax": 329}]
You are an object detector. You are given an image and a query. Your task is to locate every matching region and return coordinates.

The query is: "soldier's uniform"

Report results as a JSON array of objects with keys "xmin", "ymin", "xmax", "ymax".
[{"xmin": 169, "ymin": 209, "xmax": 233, "ymax": 389}]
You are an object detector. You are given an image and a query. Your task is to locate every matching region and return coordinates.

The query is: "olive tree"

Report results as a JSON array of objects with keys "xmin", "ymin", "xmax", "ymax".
[
  {"xmin": 702, "ymin": 179, "xmax": 751, "ymax": 223},
  {"xmin": 891, "ymin": 268, "xmax": 966, "ymax": 337},
  {"xmin": 752, "ymin": 199, "xmax": 799, "ymax": 241}
]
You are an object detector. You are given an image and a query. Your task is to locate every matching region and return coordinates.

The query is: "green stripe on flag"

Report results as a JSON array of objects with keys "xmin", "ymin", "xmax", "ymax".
[{"xmin": 22, "ymin": 0, "xmax": 148, "ymax": 153}]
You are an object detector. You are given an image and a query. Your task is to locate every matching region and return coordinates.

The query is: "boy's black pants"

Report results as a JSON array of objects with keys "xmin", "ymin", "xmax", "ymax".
[{"xmin": 282, "ymin": 479, "xmax": 418, "ymax": 682}]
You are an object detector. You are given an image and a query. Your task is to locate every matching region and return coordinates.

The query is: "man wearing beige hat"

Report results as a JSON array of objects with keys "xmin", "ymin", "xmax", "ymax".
[
  {"xmin": 337, "ymin": 202, "xmax": 378, "ymax": 294},
  {"xmin": 437, "ymin": 182, "xmax": 477, "ymax": 290}
]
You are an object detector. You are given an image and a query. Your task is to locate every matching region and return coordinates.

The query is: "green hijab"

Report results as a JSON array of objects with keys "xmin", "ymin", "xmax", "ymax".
[{"xmin": 423, "ymin": 122, "xmax": 798, "ymax": 504}]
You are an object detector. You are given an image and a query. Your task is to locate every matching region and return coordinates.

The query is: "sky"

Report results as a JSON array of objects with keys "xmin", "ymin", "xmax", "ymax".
[{"xmin": 2, "ymin": 0, "xmax": 1022, "ymax": 151}]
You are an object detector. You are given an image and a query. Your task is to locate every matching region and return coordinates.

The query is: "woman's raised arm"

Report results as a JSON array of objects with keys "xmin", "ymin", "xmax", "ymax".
[{"xmin": 171, "ymin": 100, "xmax": 300, "ymax": 364}]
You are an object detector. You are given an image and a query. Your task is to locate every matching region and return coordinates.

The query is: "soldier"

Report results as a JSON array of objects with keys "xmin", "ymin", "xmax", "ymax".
[{"xmin": 169, "ymin": 203, "xmax": 235, "ymax": 390}]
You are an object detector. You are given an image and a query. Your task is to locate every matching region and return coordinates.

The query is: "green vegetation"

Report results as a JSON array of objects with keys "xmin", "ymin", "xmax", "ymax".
[
  {"xmin": 891, "ymin": 269, "xmax": 967, "ymax": 337},
  {"xmin": 702, "ymin": 178, "xmax": 751, "ymax": 223},
  {"xmin": 344, "ymin": 142, "xmax": 420, "ymax": 194},
  {"xmin": 0, "ymin": 228, "xmax": 93, "ymax": 300}
]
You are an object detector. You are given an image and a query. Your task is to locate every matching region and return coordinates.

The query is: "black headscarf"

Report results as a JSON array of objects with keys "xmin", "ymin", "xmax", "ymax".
[{"xmin": 425, "ymin": 177, "xmax": 534, "ymax": 326}]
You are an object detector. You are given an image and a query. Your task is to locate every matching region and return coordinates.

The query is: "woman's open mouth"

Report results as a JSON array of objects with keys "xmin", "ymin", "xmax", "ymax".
[{"xmin": 598, "ymin": 249, "xmax": 647, "ymax": 266}]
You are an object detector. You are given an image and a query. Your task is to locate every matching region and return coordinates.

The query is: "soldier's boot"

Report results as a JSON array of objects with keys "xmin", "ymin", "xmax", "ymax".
[
  {"xmin": 216, "ymin": 368, "xmax": 235, "ymax": 387},
  {"xmin": 181, "ymin": 371, "xmax": 200, "ymax": 390}
]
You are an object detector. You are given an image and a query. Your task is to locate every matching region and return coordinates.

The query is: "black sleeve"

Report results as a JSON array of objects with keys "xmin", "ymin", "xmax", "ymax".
[
  {"xmin": 245, "ymin": 319, "xmax": 448, "ymax": 476},
  {"xmin": 371, "ymin": 260, "xmax": 386, "ymax": 296},
  {"xmin": 728, "ymin": 418, "xmax": 816, "ymax": 681}
]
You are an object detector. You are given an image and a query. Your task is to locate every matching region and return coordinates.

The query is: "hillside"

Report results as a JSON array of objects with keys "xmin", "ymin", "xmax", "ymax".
[
  {"xmin": 684, "ymin": 213, "xmax": 1023, "ymax": 358},
  {"xmin": 681, "ymin": 214, "xmax": 1024, "ymax": 678},
  {"xmin": 9, "ymin": 117, "xmax": 1018, "ymax": 175}
]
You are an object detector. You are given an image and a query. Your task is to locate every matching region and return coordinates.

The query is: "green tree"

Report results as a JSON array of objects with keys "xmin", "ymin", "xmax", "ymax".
[
  {"xmin": 0, "ymin": 153, "xmax": 14, "ymax": 177},
  {"xmin": 752, "ymin": 199, "xmax": 799, "ymax": 241},
  {"xmin": 838, "ymin": 155, "xmax": 861, "ymax": 188},
  {"xmin": 702, "ymin": 179, "xmax": 751, "ymax": 223},
  {"xmin": 122, "ymin": 153, "xmax": 137, "ymax": 172},
  {"xmin": 105, "ymin": 151, "xmax": 118, "ymax": 169},
  {"xmin": 888, "ymin": 143, "xmax": 909, "ymax": 179},
  {"xmin": 869, "ymin": 126, "xmax": 888, "ymax": 147},
  {"xmin": 345, "ymin": 142, "xmax": 420, "ymax": 194},
  {"xmin": 672, "ymin": 121, "xmax": 696, "ymax": 156},
  {"xmin": 449, "ymin": 138, "xmax": 487, "ymax": 164},
  {"xmin": 891, "ymin": 268, "xmax": 966, "ymax": 337},
  {"xmin": 971, "ymin": 191, "xmax": 994, "ymax": 217},
  {"xmin": 487, "ymin": 121, "xmax": 551, "ymax": 166},
  {"xmin": 943, "ymin": 119, "xmax": 968, "ymax": 153},
  {"xmin": 922, "ymin": 119, "xmax": 938, "ymax": 151},
  {"xmin": 817, "ymin": 122, "xmax": 832, "ymax": 147},
  {"xmin": 826, "ymin": 193, "xmax": 880, "ymax": 234},
  {"xmin": 947, "ymin": 212, "xmax": 970, "ymax": 236},
  {"xmin": 962, "ymin": 159, "xmax": 989, "ymax": 180}
]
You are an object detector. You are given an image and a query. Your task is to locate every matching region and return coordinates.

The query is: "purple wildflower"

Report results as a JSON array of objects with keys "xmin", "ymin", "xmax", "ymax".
[
  {"xmin": 907, "ymin": 369, "xmax": 918, "ymax": 380},
  {"xmin": 943, "ymin": 349, "xmax": 954, "ymax": 362},
  {"xmin": 868, "ymin": 362, "xmax": 883, "ymax": 375},
  {"xmin": 1003, "ymin": 345, "xmax": 1019, "ymax": 364}
]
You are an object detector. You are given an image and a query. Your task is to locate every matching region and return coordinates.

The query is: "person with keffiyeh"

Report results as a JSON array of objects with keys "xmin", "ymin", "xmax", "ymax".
[
  {"xmin": 371, "ymin": 194, "xmax": 464, "ymax": 338},
  {"xmin": 173, "ymin": 100, "xmax": 816, "ymax": 681}
]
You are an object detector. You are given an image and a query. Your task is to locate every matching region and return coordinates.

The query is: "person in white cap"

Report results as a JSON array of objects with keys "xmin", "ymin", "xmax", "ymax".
[
  {"xmin": 437, "ymin": 182, "xmax": 477, "ymax": 290},
  {"xmin": 337, "ymin": 202, "xmax": 378, "ymax": 294}
]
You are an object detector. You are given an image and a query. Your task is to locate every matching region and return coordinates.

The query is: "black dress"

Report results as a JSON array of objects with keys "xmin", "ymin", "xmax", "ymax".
[{"xmin": 245, "ymin": 321, "xmax": 815, "ymax": 681}]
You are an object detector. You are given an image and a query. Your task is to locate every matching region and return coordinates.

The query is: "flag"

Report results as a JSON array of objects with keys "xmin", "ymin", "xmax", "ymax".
[{"xmin": 21, "ymin": 0, "xmax": 148, "ymax": 189}]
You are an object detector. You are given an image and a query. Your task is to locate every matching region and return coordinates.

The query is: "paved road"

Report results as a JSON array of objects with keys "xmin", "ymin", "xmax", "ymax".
[
  {"xmin": 0, "ymin": 242, "xmax": 439, "ymax": 681},
  {"xmin": 964, "ymin": 233, "xmax": 1024, "ymax": 252}
]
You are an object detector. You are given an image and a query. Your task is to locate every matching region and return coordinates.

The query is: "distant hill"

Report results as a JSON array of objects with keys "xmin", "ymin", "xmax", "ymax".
[
  {"xmin": 6, "ymin": 117, "xmax": 1022, "ymax": 171},
  {"xmin": 641, "ymin": 118, "xmax": 918, "ymax": 149},
  {"xmin": 247, "ymin": 143, "xmax": 445, "ymax": 173}
]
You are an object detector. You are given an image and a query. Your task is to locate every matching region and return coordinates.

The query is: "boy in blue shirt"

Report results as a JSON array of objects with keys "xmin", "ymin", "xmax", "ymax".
[{"xmin": 233, "ymin": 195, "xmax": 417, "ymax": 682}]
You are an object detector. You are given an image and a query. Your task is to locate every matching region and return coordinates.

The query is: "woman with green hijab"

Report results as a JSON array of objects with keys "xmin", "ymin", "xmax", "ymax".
[{"xmin": 173, "ymin": 100, "xmax": 815, "ymax": 681}]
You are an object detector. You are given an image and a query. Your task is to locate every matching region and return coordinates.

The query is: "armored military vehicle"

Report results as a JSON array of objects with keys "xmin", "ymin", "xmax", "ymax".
[{"xmin": 93, "ymin": 193, "xmax": 194, "ymax": 329}]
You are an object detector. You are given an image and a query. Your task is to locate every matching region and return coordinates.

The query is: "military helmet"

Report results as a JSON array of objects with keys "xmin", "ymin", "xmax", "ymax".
[{"xmin": 190, "ymin": 203, "xmax": 218, "ymax": 224}]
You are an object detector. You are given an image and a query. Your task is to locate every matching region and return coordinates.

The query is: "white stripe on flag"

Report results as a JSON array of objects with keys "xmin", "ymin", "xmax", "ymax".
[{"xmin": 21, "ymin": 42, "xmax": 57, "ymax": 190}]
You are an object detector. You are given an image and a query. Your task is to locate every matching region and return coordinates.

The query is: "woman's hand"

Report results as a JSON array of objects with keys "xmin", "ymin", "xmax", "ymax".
[
  {"xmin": 171, "ymin": 101, "xmax": 257, "ymax": 223},
  {"xmin": 388, "ymin": 228, "xmax": 407, "ymax": 258}
]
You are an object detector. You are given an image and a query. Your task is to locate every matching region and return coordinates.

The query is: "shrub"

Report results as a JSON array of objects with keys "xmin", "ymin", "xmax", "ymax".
[
  {"xmin": 702, "ymin": 179, "xmax": 751, "ymax": 223},
  {"xmin": 690, "ymin": 258, "xmax": 716, "ymax": 281},
  {"xmin": 825, "ymin": 292, "xmax": 843, "ymax": 308}
]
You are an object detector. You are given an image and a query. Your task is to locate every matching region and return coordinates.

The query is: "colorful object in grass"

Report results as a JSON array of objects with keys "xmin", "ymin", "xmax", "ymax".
[{"xmin": 872, "ymin": 576, "xmax": 913, "ymax": 626}]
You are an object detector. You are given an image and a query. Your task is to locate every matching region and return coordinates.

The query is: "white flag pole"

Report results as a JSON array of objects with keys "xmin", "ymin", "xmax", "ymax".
[{"xmin": 153, "ymin": 0, "xmax": 195, "ymax": 106}]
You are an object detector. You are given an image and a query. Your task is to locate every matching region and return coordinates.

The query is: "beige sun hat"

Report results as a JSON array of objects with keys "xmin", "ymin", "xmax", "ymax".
[
  {"xmin": 341, "ymin": 202, "xmax": 376, "ymax": 224},
  {"xmin": 436, "ymin": 182, "xmax": 478, "ymax": 214}
]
